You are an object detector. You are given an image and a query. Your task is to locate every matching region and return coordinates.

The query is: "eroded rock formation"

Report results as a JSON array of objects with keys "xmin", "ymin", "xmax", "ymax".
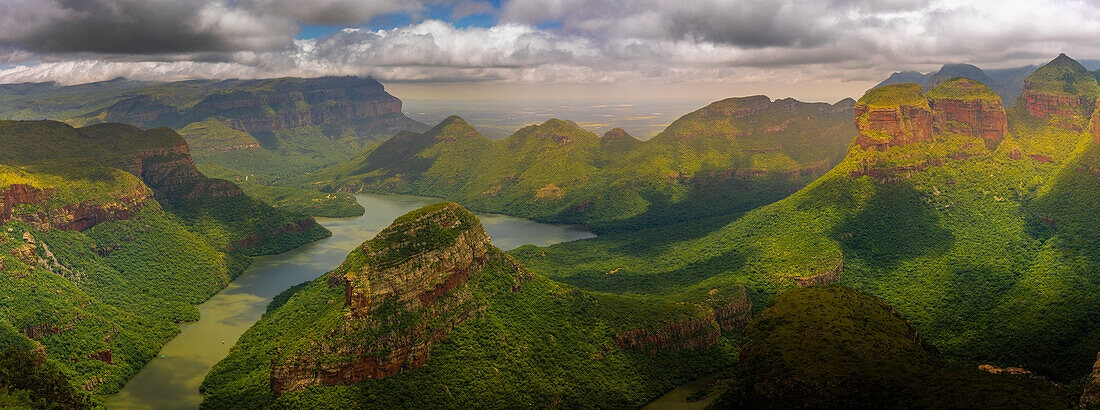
[
  {"xmin": 615, "ymin": 287, "xmax": 753, "ymax": 352},
  {"xmin": 269, "ymin": 203, "xmax": 530, "ymax": 394},
  {"xmin": 1023, "ymin": 84, "xmax": 1095, "ymax": 120},
  {"xmin": 0, "ymin": 183, "xmax": 151, "ymax": 232},
  {"xmin": 930, "ymin": 97, "xmax": 1007, "ymax": 147},
  {"xmin": 855, "ymin": 103, "xmax": 933, "ymax": 151}
]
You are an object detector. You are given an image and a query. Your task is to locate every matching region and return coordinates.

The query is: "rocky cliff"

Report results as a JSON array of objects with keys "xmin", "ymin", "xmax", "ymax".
[
  {"xmin": 615, "ymin": 287, "xmax": 752, "ymax": 352},
  {"xmin": 269, "ymin": 203, "xmax": 529, "ymax": 394},
  {"xmin": 1021, "ymin": 54, "xmax": 1099, "ymax": 122},
  {"xmin": 854, "ymin": 84, "xmax": 933, "ymax": 151},
  {"xmin": 1091, "ymin": 106, "xmax": 1100, "ymax": 143},
  {"xmin": 1080, "ymin": 352, "xmax": 1100, "ymax": 408},
  {"xmin": 0, "ymin": 183, "xmax": 151, "ymax": 232},
  {"xmin": 193, "ymin": 77, "xmax": 405, "ymax": 134},
  {"xmin": 928, "ymin": 78, "xmax": 1008, "ymax": 148}
]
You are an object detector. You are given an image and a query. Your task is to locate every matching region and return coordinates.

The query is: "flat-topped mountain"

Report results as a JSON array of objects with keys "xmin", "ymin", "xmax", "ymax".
[
  {"xmin": 0, "ymin": 77, "xmax": 428, "ymax": 217},
  {"xmin": 307, "ymin": 96, "xmax": 855, "ymax": 232},
  {"xmin": 202, "ymin": 203, "xmax": 750, "ymax": 408}
]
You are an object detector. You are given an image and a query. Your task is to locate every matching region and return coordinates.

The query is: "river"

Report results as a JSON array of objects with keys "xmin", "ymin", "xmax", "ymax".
[{"xmin": 106, "ymin": 194, "xmax": 595, "ymax": 409}]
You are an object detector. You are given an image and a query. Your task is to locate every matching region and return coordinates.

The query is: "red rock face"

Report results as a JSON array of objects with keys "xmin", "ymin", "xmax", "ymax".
[
  {"xmin": 1022, "ymin": 83, "xmax": 1095, "ymax": 120},
  {"xmin": 854, "ymin": 103, "xmax": 933, "ymax": 151},
  {"xmin": 930, "ymin": 98, "xmax": 1007, "ymax": 147},
  {"xmin": 0, "ymin": 183, "xmax": 150, "ymax": 232},
  {"xmin": 270, "ymin": 206, "xmax": 529, "ymax": 394},
  {"xmin": 1091, "ymin": 106, "xmax": 1100, "ymax": 143}
]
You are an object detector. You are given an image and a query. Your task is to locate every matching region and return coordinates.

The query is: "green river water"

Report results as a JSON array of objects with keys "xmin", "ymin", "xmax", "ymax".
[{"xmin": 106, "ymin": 194, "xmax": 595, "ymax": 409}]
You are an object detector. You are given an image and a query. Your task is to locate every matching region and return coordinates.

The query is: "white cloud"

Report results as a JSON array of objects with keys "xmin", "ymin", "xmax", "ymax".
[{"xmin": 0, "ymin": 0, "xmax": 1099, "ymax": 101}]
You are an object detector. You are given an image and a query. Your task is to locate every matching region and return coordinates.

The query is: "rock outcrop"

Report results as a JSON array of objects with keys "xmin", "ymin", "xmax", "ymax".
[
  {"xmin": 1091, "ymin": 106, "xmax": 1100, "ymax": 143},
  {"xmin": 615, "ymin": 287, "xmax": 752, "ymax": 352},
  {"xmin": 0, "ymin": 183, "xmax": 151, "ymax": 232},
  {"xmin": 928, "ymin": 78, "xmax": 1008, "ymax": 147},
  {"xmin": 1080, "ymin": 351, "xmax": 1100, "ymax": 408},
  {"xmin": 1023, "ymin": 87, "xmax": 1094, "ymax": 120},
  {"xmin": 269, "ymin": 203, "xmax": 530, "ymax": 394},
  {"xmin": 854, "ymin": 84, "xmax": 933, "ymax": 151},
  {"xmin": 198, "ymin": 78, "xmax": 405, "ymax": 134},
  {"xmin": 1021, "ymin": 54, "xmax": 1099, "ymax": 121}
]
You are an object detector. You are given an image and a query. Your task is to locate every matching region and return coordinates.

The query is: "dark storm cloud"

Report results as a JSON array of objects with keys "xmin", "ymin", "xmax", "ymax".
[
  {"xmin": 0, "ymin": 0, "xmax": 298, "ymax": 54},
  {"xmin": 663, "ymin": 1, "xmax": 836, "ymax": 48},
  {"xmin": 1, "ymin": 0, "xmax": 1100, "ymax": 94},
  {"xmin": 244, "ymin": 0, "xmax": 424, "ymax": 26}
]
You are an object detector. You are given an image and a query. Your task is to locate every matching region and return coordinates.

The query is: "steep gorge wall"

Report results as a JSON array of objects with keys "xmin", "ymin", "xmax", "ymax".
[
  {"xmin": 0, "ymin": 183, "xmax": 150, "ymax": 232},
  {"xmin": 615, "ymin": 287, "xmax": 753, "ymax": 352},
  {"xmin": 854, "ymin": 103, "xmax": 933, "ymax": 150},
  {"xmin": 930, "ymin": 97, "xmax": 1007, "ymax": 147},
  {"xmin": 1023, "ymin": 83, "xmax": 1096, "ymax": 120}
]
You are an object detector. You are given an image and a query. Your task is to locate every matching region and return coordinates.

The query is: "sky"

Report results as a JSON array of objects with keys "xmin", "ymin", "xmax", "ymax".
[{"xmin": 1, "ymin": 0, "xmax": 1099, "ymax": 103}]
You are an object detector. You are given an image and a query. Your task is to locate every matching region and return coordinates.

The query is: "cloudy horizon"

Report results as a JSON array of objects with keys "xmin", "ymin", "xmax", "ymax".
[{"xmin": 1, "ymin": 0, "xmax": 1098, "ymax": 102}]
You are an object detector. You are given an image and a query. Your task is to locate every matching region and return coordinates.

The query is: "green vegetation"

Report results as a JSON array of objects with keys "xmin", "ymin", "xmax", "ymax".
[
  {"xmin": 711, "ymin": 285, "xmax": 1072, "ymax": 408},
  {"xmin": 0, "ymin": 120, "xmax": 328, "ymax": 398},
  {"xmin": 1025, "ymin": 54, "xmax": 1100, "ymax": 97},
  {"xmin": 0, "ymin": 76, "xmax": 428, "ymax": 184},
  {"xmin": 515, "ymin": 63, "xmax": 1100, "ymax": 387},
  {"xmin": 858, "ymin": 83, "xmax": 929, "ymax": 107},
  {"xmin": 927, "ymin": 77, "xmax": 1001, "ymax": 100},
  {"xmin": 309, "ymin": 96, "xmax": 854, "ymax": 232},
  {"xmin": 0, "ymin": 348, "xmax": 95, "ymax": 409},
  {"xmin": 201, "ymin": 203, "xmax": 737, "ymax": 408},
  {"xmin": 235, "ymin": 184, "xmax": 363, "ymax": 218}
]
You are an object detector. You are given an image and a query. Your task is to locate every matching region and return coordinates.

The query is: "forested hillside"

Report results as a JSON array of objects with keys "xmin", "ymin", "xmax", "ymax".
[
  {"xmin": 515, "ymin": 55, "xmax": 1100, "ymax": 384},
  {"xmin": 310, "ymin": 96, "xmax": 855, "ymax": 232},
  {"xmin": 0, "ymin": 120, "xmax": 329, "ymax": 404}
]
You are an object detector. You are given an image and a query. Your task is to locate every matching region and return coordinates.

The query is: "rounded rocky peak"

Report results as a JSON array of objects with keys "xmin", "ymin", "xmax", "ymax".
[
  {"xmin": 538, "ymin": 118, "xmax": 585, "ymax": 131},
  {"xmin": 601, "ymin": 128, "xmax": 636, "ymax": 140},
  {"xmin": 834, "ymin": 98, "xmax": 857, "ymax": 108},
  {"xmin": 429, "ymin": 116, "xmax": 484, "ymax": 140},
  {"xmin": 388, "ymin": 202, "xmax": 479, "ymax": 232},
  {"xmin": 927, "ymin": 77, "xmax": 1000, "ymax": 102},
  {"xmin": 1025, "ymin": 53, "xmax": 1100, "ymax": 97},
  {"xmin": 858, "ymin": 83, "xmax": 928, "ymax": 108}
]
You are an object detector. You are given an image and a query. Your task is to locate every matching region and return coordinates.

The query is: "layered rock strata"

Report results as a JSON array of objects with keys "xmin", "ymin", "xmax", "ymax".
[{"xmin": 269, "ymin": 203, "xmax": 530, "ymax": 394}]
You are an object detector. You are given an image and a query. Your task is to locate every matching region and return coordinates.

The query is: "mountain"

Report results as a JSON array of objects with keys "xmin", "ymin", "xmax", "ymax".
[
  {"xmin": 201, "ymin": 203, "xmax": 750, "ymax": 408},
  {"xmin": 1021, "ymin": 53, "xmax": 1100, "ymax": 123},
  {"xmin": 711, "ymin": 285, "xmax": 1070, "ymax": 408},
  {"xmin": 0, "ymin": 120, "xmax": 329, "ymax": 401},
  {"xmin": 0, "ymin": 76, "xmax": 429, "ymax": 217},
  {"xmin": 515, "ymin": 54, "xmax": 1100, "ymax": 385},
  {"xmin": 309, "ymin": 96, "xmax": 855, "ymax": 232},
  {"xmin": 874, "ymin": 63, "xmax": 1037, "ymax": 107}
]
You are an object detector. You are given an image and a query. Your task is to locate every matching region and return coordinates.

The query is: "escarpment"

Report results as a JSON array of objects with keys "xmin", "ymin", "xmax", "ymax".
[
  {"xmin": 1091, "ymin": 106, "xmax": 1100, "ymax": 143},
  {"xmin": 1023, "ymin": 87, "xmax": 1094, "ymax": 120},
  {"xmin": 615, "ymin": 287, "xmax": 752, "ymax": 352},
  {"xmin": 1021, "ymin": 54, "xmax": 1100, "ymax": 122},
  {"xmin": 928, "ymin": 78, "xmax": 1008, "ymax": 147},
  {"xmin": 269, "ymin": 203, "xmax": 530, "ymax": 394},
  {"xmin": 854, "ymin": 84, "xmax": 933, "ymax": 150},
  {"xmin": 1, "ymin": 180, "xmax": 151, "ymax": 232},
  {"xmin": 851, "ymin": 79, "xmax": 1010, "ymax": 181}
]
